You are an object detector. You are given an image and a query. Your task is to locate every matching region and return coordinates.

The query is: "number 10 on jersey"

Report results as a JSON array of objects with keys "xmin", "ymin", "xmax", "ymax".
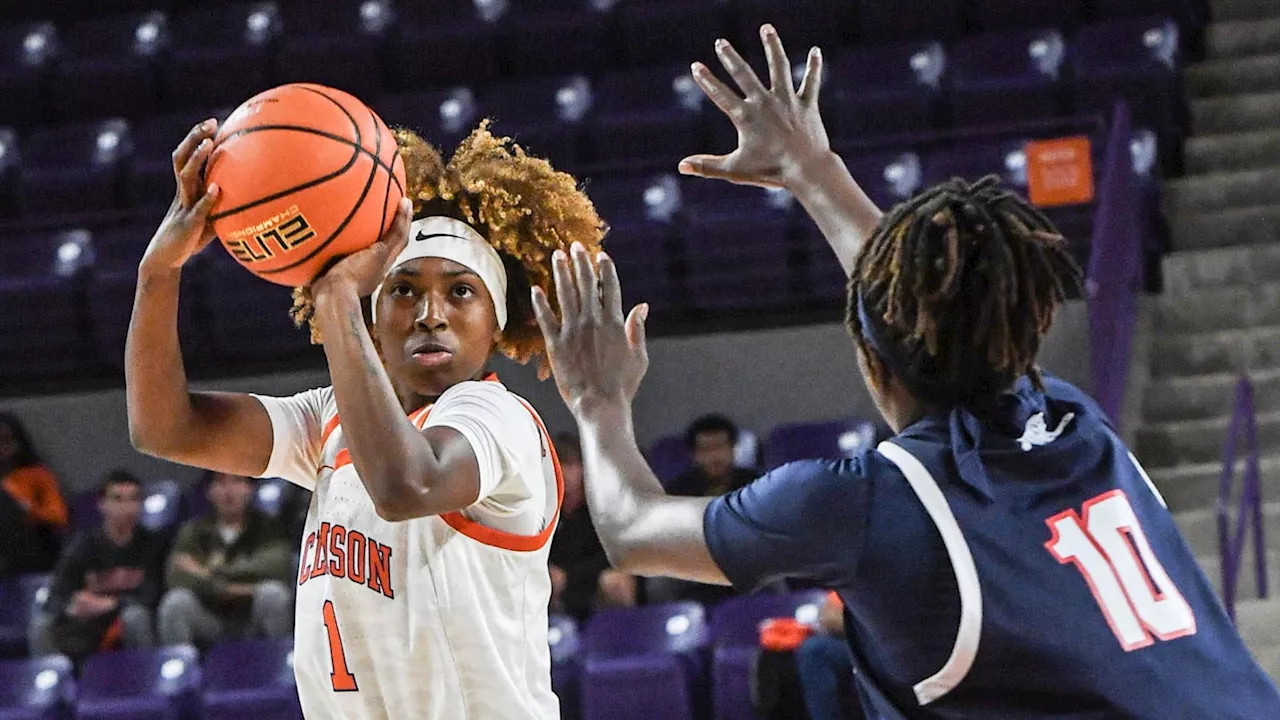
[{"xmin": 1045, "ymin": 490, "xmax": 1197, "ymax": 651}]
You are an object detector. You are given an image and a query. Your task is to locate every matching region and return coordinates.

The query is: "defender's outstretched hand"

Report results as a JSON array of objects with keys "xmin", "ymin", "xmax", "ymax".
[
  {"xmin": 679, "ymin": 24, "xmax": 831, "ymax": 189},
  {"xmin": 531, "ymin": 244, "xmax": 649, "ymax": 416}
]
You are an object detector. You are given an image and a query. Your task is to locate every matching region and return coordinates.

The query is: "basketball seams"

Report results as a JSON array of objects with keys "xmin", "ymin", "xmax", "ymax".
[
  {"xmin": 209, "ymin": 82, "xmax": 406, "ymax": 285},
  {"xmin": 208, "ymin": 128, "xmax": 362, "ymax": 222}
]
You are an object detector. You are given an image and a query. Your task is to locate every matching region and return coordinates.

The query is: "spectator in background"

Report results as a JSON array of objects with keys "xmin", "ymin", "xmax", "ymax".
[
  {"xmin": 158, "ymin": 471, "xmax": 293, "ymax": 648},
  {"xmin": 797, "ymin": 592, "xmax": 861, "ymax": 720},
  {"xmin": 649, "ymin": 415, "xmax": 760, "ymax": 608},
  {"xmin": 668, "ymin": 414, "xmax": 757, "ymax": 497},
  {"xmin": 29, "ymin": 470, "xmax": 163, "ymax": 661},
  {"xmin": 549, "ymin": 433, "xmax": 636, "ymax": 620},
  {"xmin": 0, "ymin": 412, "xmax": 68, "ymax": 578}
]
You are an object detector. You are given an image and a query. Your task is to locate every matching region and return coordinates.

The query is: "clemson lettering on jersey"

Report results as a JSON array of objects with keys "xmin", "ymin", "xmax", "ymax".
[{"xmin": 298, "ymin": 522, "xmax": 395, "ymax": 599}]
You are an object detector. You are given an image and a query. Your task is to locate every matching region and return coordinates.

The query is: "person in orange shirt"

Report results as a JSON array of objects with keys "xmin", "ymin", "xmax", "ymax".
[{"xmin": 0, "ymin": 412, "xmax": 68, "ymax": 577}]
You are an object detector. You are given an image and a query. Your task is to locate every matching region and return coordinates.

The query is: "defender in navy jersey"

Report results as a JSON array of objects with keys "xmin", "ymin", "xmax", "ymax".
[{"xmin": 532, "ymin": 25, "xmax": 1280, "ymax": 720}]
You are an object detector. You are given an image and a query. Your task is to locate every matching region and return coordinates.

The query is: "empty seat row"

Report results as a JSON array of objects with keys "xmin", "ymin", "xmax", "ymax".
[{"xmin": 0, "ymin": 7, "xmax": 1185, "ymax": 138}]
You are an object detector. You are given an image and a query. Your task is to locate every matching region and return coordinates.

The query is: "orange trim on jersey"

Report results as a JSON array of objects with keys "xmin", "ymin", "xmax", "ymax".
[
  {"xmin": 333, "ymin": 448, "xmax": 352, "ymax": 472},
  {"xmin": 439, "ymin": 395, "xmax": 565, "ymax": 553},
  {"xmin": 319, "ymin": 415, "xmax": 342, "ymax": 451}
]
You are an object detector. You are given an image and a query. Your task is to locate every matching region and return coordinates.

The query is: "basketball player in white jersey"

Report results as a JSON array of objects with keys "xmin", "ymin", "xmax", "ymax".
[{"xmin": 125, "ymin": 120, "xmax": 607, "ymax": 718}]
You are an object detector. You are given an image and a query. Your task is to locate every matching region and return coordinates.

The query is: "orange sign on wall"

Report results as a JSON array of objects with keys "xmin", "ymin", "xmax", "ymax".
[{"xmin": 1025, "ymin": 136, "xmax": 1095, "ymax": 207}]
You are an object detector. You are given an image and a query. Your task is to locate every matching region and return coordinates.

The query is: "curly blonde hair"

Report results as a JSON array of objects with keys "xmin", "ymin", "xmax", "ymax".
[{"xmin": 291, "ymin": 120, "xmax": 606, "ymax": 376}]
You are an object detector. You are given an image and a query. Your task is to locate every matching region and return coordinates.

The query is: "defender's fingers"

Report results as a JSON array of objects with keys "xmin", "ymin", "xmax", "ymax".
[
  {"xmin": 598, "ymin": 253, "xmax": 624, "ymax": 323},
  {"xmin": 691, "ymin": 62, "xmax": 746, "ymax": 121},
  {"xmin": 715, "ymin": 38, "xmax": 768, "ymax": 99},
  {"xmin": 796, "ymin": 47, "xmax": 824, "ymax": 105},
  {"xmin": 760, "ymin": 24, "xmax": 795, "ymax": 98},
  {"xmin": 531, "ymin": 286, "xmax": 562, "ymax": 343},
  {"xmin": 571, "ymin": 243, "xmax": 601, "ymax": 322},
  {"xmin": 550, "ymin": 249, "xmax": 580, "ymax": 324}
]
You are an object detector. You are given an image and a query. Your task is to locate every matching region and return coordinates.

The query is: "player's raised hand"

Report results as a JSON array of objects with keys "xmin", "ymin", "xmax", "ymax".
[
  {"xmin": 532, "ymin": 244, "xmax": 649, "ymax": 416},
  {"xmin": 141, "ymin": 119, "xmax": 221, "ymax": 272},
  {"xmin": 679, "ymin": 24, "xmax": 831, "ymax": 189}
]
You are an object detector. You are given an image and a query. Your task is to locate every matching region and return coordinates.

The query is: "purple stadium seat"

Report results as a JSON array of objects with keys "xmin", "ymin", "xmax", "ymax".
[
  {"xmin": 274, "ymin": 0, "xmax": 391, "ymax": 100},
  {"xmin": 374, "ymin": 87, "xmax": 479, "ymax": 150},
  {"xmin": 76, "ymin": 645, "xmax": 200, "ymax": 720},
  {"xmin": 709, "ymin": 590, "xmax": 828, "ymax": 720},
  {"xmin": 921, "ymin": 138, "xmax": 1033, "ymax": 189},
  {"xmin": 549, "ymin": 615, "xmax": 582, "ymax": 720},
  {"xmin": 825, "ymin": 42, "xmax": 944, "ymax": 141},
  {"xmin": 765, "ymin": 417, "xmax": 878, "ymax": 468},
  {"xmin": 857, "ymin": 0, "xmax": 964, "ymax": 42},
  {"xmin": 87, "ymin": 265, "xmax": 208, "ymax": 370},
  {"xmin": 139, "ymin": 479, "xmax": 185, "ymax": 535},
  {"xmin": 0, "ymin": 129, "xmax": 16, "ymax": 218},
  {"xmin": 617, "ymin": 1, "xmax": 726, "ymax": 68},
  {"xmin": 203, "ymin": 254, "xmax": 317, "ymax": 362},
  {"xmin": 680, "ymin": 215, "xmax": 793, "ymax": 312},
  {"xmin": 482, "ymin": 76, "xmax": 591, "ymax": 166},
  {"xmin": 588, "ymin": 66, "xmax": 702, "ymax": 168},
  {"xmin": 682, "ymin": 179, "xmax": 793, "ymax": 225},
  {"xmin": 0, "ymin": 574, "xmax": 48, "ymax": 659},
  {"xmin": 840, "ymin": 147, "xmax": 923, "ymax": 211},
  {"xmin": 590, "ymin": 173, "xmax": 682, "ymax": 226},
  {"xmin": 647, "ymin": 435, "xmax": 690, "ymax": 486},
  {"xmin": 606, "ymin": 220, "xmax": 677, "ymax": 313},
  {"xmin": 388, "ymin": 10, "xmax": 497, "ymax": 91},
  {"xmin": 0, "ymin": 24, "xmax": 56, "ymax": 128},
  {"xmin": 1070, "ymin": 17, "xmax": 1182, "ymax": 136},
  {"xmin": 52, "ymin": 12, "xmax": 168, "ymax": 121},
  {"xmin": 735, "ymin": 0, "xmax": 852, "ymax": 62},
  {"xmin": 127, "ymin": 108, "xmax": 228, "ymax": 210},
  {"xmin": 200, "ymin": 639, "xmax": 300, "ymax": 720},
  {"xmin": 1091, "ymin": 0, "xmax": 1200, "ymax": 32},
  {"xmin": 19, "ymin": 119, "xmax": 131, "ymax": 219},
  {"xmin": 0, "ymin": 277, "xmax": 89, "ymax": 379},
  {"xmin": 971, "ymin": 0, "xmax": 1084, "ymax": 32},
  {"xmin": 161, "ymin": 3, "xmax": 280, "ymax": 111},
  {"xmin": 948, "ymin": 29, "xmax": 1066, "ymax": 127},
  {"xmin": 0, "ymin": 654, "xmax": 74, "ymax": 720},
  {"xmin": 582, "ymin": 602, "xmax": 708, "ymax": 720},
  {"xmin": 497, "ymin": 8, "xmax": 613, "ymax": 78}
]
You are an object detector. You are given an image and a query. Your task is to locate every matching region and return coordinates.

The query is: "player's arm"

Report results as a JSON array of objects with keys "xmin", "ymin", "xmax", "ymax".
[
  {"xmin": 532, "ymin": 246, "xmax": 726, "ymax": 582},
  {"xmin": 308, "ymin": 200, "xmax": 483, "ymax": 523},
  {"xmin": 678, "ymin": 26, "xmax": 882, "ymax": 277},
  {"xmin": 126, "ymin": 120, "xmax": 276, "ymax": 478}
]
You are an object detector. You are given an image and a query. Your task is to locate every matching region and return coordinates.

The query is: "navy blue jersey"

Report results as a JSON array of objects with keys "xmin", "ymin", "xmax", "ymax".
[{"xmin": 704, "ymin": 376, "xmax": 1280, "ymax": 719}]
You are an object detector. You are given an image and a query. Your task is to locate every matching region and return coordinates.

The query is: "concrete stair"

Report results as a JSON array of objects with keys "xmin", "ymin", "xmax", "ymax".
[
  {"xmin": 1162, "ymin": 244, "xmax": 1280, "ymax": 294},
  {"xmin": 1138, "ymin": 410, "xmax": 1280, "ymax": 468},
  {"xmin": 1213, "ymin": 0, "xmax": 1280, "ymax": 21},
  {"xmin": 1185, "ymin": 53, "xmax": 1280, "ymax": 97},
  {"xmin": 1191, "ymin": 90, "xmax": 1280, "ymax": 135},
  {"xmin": 1150, "ymin": 326, "xmax": 1280, "ymax": 378},
  {"xmin": 1153, "ymin": 284, "xmax": 1280, "ymax": 335},
  {"xmin": 1184, "ymin": 130, "xmax": 1280, "ymax": 174},
  {"xmin": 1206, "ymin": 18, "xmax": 1280, "ymax": 58},
  {"xmin": 1164, "ymin": 167, "xmax": 1280, "ymax": 216},
  {"xmin": 1144, "ymin": 369, "xmax": 1280, "ymax": 422},
  {"xmin": 1149, "ymin": 454, "xmax": 1280, "ymax": 511},
  {"xmin": 1176, "ymin": 502, "xmax": 1280, "ymax": 558}
]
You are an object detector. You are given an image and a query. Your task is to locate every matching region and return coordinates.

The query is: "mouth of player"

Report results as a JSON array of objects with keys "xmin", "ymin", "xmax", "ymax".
[{"xmin": 410, "ymin": 340, "xmax": 454, "ymax": 368}]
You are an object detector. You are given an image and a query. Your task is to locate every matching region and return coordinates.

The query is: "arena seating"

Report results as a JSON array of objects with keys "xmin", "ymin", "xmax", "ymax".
[{"xmin": 0, "ymin": 0, "xmax": 1184, "ymax": 386}]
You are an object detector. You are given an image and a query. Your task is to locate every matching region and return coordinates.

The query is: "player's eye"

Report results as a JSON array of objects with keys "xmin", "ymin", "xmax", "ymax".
[
  {"xmin": 389, "ymin": 283, "xmax": 414, "ymax": 298},
  {"xmin": 452, "ymin": 284, "xmax": 476, "ymax": 299}
]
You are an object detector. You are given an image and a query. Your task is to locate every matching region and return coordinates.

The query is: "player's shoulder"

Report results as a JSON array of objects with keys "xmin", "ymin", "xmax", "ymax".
[
  {"xmin": 747, "ymin": 455, "xmax": 875, "ymax": 506},
  {"xmin": 432, "ymin": 380, "xmax": 541, "ymax": 436}
]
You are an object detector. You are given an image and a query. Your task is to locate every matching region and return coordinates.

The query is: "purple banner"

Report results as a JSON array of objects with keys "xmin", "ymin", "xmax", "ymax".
[{"xmin": 1086, "ymin": 101, "xmax": 1143, "ymax": 428}]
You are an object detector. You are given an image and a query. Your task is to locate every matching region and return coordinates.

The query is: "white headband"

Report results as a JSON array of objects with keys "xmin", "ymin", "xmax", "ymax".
[{"xmin": 372, "ymin": 216, "xmax": 508, "ymax": 329}]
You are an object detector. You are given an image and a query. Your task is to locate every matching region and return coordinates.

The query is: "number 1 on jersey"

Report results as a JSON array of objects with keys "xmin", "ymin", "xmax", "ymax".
[
  {"xmin": 322, "ymin": 600, "xmax": 359, "ymax": 692},
  {"xmin": 1045, "ymin": 490, "xmax": 1196, "ymax": 651}
]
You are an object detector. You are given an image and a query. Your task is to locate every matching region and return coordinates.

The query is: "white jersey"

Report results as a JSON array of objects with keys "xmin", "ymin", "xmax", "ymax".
[{"xmin": 253, "ymin": 376, "xmax": 562, "ymax": 720}]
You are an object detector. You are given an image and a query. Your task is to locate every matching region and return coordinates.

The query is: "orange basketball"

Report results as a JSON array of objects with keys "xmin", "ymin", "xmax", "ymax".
[{"xmin": 206, "ymin": 83, "xmax": 406, "ymax": 287}]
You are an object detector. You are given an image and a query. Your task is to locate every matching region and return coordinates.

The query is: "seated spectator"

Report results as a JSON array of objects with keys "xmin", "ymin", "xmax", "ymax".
[
  {"xmin": 649, "ymin": 414, "xmax": 759, "ymax": 608},
  {"xmin": 0, "ymin": 412, "xmax": 68, "ymax": 577},
  {"xmin": 667, "ymin": 414, "xmax": 758, "ymax": 497},
  {"xmin": 29, "ymin": 470, "xmax": 163, "ymax": 661},
  {"xmin": 796, "ymin": 592, "xmax": 862, "ymax": 720},
  {"xmin": 158, "ymin": 471, "xmax": 293, "ymax": 647},
  {"xmin": 549, "ymin": 433, "xmax": 637, "ymax": 620}
]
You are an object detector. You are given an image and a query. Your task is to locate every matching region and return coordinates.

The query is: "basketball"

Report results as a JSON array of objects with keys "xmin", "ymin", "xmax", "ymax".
[{"xmin": 205, "ymin": 83, "xmax": 406, "ymax": 287}]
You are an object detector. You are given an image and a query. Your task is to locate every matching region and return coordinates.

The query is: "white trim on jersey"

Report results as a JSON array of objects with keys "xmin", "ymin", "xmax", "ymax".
[
  {"xmin": 1127, "ymin": 450, "xmax": 1168, "ymax": 509},
  {"xmin": 877, "ymin": 441, "xmax": 983, "ymax": 706}
]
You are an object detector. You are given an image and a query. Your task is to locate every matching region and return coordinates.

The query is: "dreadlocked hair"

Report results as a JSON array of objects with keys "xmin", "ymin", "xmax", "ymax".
[
  {"xmin": 291, "ymin": 120, "xmax": 606, "ymax": 376},
  {"xmin": 844, "ymin": 175, "xmax": 1083, "ymax": 408}
]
